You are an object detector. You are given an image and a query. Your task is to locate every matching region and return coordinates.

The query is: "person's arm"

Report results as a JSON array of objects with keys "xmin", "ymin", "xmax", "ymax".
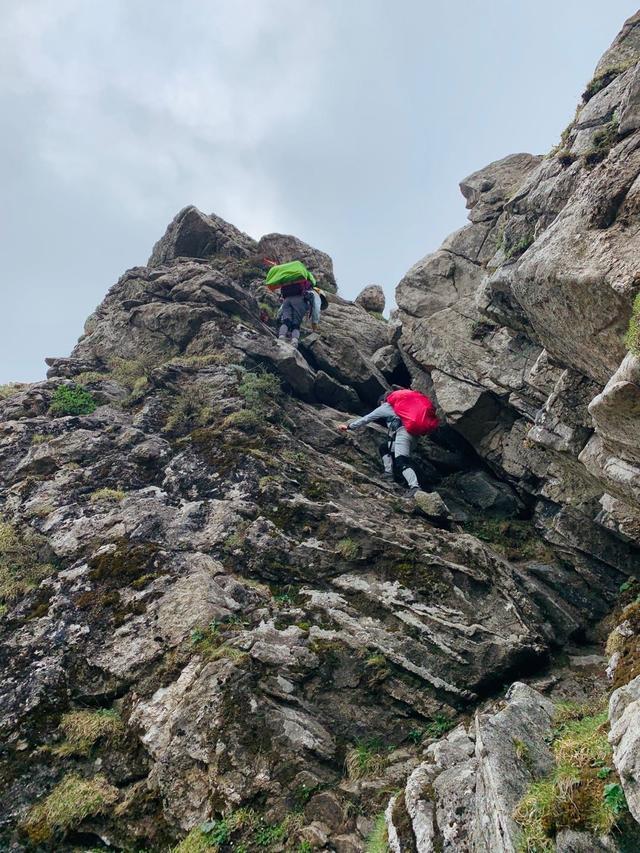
[
  {"xmin": 310, "ymin": 291, "xmax": 321, "ymax": 328},
  {"xmin": 339, "ymin": 402, "xmax": 394, "ymax": 431}
]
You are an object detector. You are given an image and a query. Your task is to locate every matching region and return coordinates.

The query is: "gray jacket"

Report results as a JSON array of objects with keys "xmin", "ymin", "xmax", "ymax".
[{"xmin": 347, "ymin": 402, "xmax": 396, "ymax": 430}]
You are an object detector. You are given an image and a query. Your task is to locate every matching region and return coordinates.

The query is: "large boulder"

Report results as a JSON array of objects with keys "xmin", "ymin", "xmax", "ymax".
[
  {"xmin": 148, "ymin": 206, "xmax": 256, "ymax": 266},
  {"xmin": 355, "ymin": 285, "xmax": 385, "ymax": 314},
  {"xmin": 256, "ymin": 232, "xmax": 337, "ymax": 292}
]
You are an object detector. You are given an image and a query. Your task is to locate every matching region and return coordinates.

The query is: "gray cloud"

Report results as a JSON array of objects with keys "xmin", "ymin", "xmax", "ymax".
[{"xmin": 1, "ymin": 0, "xmax": 637, "ymax": 381}]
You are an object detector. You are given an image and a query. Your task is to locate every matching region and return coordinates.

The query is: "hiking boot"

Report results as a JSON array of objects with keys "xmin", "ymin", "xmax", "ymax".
[{"xmin": 382, "ymin": 472, "xmax": 394, "ymax": 481}]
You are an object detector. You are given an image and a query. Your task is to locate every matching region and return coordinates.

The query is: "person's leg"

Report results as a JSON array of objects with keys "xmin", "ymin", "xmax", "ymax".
[
  {"xmin": 279, "ymin": 300, "xmax": 293, "ymax": 340},
  {"xmin": 378, "ymin": 440, "xmax": 393, "ymax": 476},
  {"xmin": 288, "ymin": 295, "xmax": 307, "ymax": 348},
  {"xmin": 394, "ymin": 428, "xmax": 420, "ymax": 490}
]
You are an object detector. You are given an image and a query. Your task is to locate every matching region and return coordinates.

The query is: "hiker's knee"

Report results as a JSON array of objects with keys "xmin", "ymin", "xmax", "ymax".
[{"xmin": 395, "ymin": 455, "xmax": 414, "ymax": 472}]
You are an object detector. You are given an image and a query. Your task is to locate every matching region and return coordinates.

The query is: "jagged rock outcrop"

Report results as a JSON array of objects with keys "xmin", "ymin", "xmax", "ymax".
[
  {"xmin": 2, "ymin": 192, "xmax": 637, "ymax": 851},
  {"xmin": 397, "ymin": 12, "xmax": 640, "ymax": 559}
]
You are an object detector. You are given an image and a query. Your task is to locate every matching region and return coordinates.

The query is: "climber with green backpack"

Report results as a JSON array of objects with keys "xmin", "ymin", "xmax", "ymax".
[{"xmin": 265, "ymin": 260, "xmax": 324, "ymax": 347}]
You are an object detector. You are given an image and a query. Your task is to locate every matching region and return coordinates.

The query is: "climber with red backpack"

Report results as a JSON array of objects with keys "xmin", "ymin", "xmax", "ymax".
[
  {"xmin": 265, "ymin": 260, "xmax": 324, "ymax": 348},
  {"xmin": 339, "ymin": 389, "xmax": 446, "ymax": 512}
]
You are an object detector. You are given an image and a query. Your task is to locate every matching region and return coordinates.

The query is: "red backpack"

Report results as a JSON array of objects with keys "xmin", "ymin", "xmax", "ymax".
[{"xmin": 387, "ymin": 389, "xmax": 439, "ymax": 436}]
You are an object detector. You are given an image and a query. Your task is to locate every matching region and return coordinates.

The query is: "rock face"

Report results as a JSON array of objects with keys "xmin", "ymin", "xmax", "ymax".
[
  {"xmin": 1, "ymin": 189, "xmax": 637, "ymax": 850},
  {"xmin": 387, "ymin": 682, "xmax": 556, "ymax": 852},
  {"xmin": 397, "ymin": 13, "xmax": 640, "ymax": 562},
  {"xmin": 2, "ymin": 12, "xmax": 640, "ymax": 853}
]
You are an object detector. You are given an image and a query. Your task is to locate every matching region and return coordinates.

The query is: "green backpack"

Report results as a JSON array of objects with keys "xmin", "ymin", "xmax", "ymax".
[{"xmin": 266, "ymin": 261, "xmax": 316, "ymax": 292}]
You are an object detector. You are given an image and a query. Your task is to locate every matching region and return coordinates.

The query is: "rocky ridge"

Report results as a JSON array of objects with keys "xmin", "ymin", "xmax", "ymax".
[{"xmin": 1, "ymin": 12, "xmax": 640, "ymax": 853}]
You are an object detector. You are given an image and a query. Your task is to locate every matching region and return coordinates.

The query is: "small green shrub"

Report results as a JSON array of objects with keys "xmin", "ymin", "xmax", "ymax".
[
  {"xmin": 237, "ymin": 370, "xmax": 282, "ymax": 410},
  {"xmin": 21, "ymin": 774, "xmax": 119, "ymax": 844},
  {"xmin": 624, "ymin": 294, "xmax": 640, "ymax": 355},
  {"xmin": 90, "ymin": 488, "xmax": 126, "ymax": 504},
  {"xmin": 0, "ymin": 522, "xmax": 55, "ymax": 603},
  {"xmin": 49, "ymin": 384, "xmax": 97, "ymax": 417},
  {"xmin": 30, "ymin": 433, "xmax": 48, "ymax": 445},
  {"xmin": 603, "ymin": 782, "xmax": 627, "ymax": 816}
]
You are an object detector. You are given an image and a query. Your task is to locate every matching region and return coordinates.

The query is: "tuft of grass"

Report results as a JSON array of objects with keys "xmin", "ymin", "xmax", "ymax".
[
  {"xmin": 514, "ymin": 738, "xmax": 532, "ymax": 769},
  {"xmin": 166, "ymin": 354, "xmax": 225, "ymax": 369},
  {"xmin": 583, "ymin": 64, "xmax": 634, "ymax": 102},
  {"xmin": 0, "ymin": 522, "xmax": 55, "ymax": 604},
  {"xmin": 222, "ymin": 409, "xmax": 261, "ymax": 432},
  {"xmin": 171, "ymin": 827, "xmax": 217, "ymax": 853},
  {"xmin": 0, "ymin": 383, "xmax": 24, "ymax": 400},
  {"xmin": 237, "ymin": 370, "xmax": 282, "ymax": 410},
  {"xmin": 163, "ymin": 384, "xmax": 213, "ymax": 435},
  {"xmin": 514, "ymin": 706, "xmax": 626, "ymax": 850},
  {"xmin": 424, "ymin": 713, "xmax": 455, "ymax": 740},
  {"xmin": 624, "ymin": 293, "xmax": 640, "ymax": 355},
  {"xmin": 49, "ymin": 384, "xmax": 97, "ymax": 417},
  {"xmin": 366, "ymin": 812, "xmax": 389, "ymax": 853},
  {"xmin": 30, "ymin": 433, "xmax": 48, "ymax": 445},
  {"xmin": 90, "ymin": 488, "xmax": 126, "ymax": 504},
  {"xmin": 56, "ymin": 709, "xmax": 124, "ymax": 756},
  {"xmin": 110, "ymin": 355, "xmax": 158, "ymax": 391},
  {"xmin": 337, "ymin": 538, "xmax": 359, "ymax": 560},
  {"xmin": 552, "ymin": 711, "xmax": 610, "ymax": 768},
  {"xmin": 74, "ymin": 371, "xmax": 108, "ymax": 384},
  {"xmin": 583, "ymin": 118, "xmax": 620, "ymax": 167},
  {"xmin": 21, "ymin": 774, "xmax": 119, "ymax": 844},
  {"xmin": 505, "ymin": 232, "xmax": 534, "ymax": 260},
  {"xmin": 345, "ymin": 740, "xmax": 387, "ymax": 780}
]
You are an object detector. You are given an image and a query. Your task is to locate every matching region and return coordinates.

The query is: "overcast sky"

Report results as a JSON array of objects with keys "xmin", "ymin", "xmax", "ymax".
[{"xmin": 2, "ymin": 0, "xmax": 638, "ymax": 382}]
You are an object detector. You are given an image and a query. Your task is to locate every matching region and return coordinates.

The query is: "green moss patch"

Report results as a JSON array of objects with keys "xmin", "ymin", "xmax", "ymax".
[
  {"xmin": 87, "ymin": 540, "xmax": 160, "ymax": 590},
  {"xmin": 624, "ymin": 293, "xmax": 640, "ymax": 355},
  {"xmin": 465, "ymin": 518, "xmax": 553, "ymax": 562}
]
